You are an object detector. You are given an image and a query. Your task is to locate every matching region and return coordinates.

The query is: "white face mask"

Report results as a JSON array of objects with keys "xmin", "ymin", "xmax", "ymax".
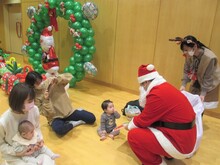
[
  {"xmin": 188, "ymin": 50, "xmax": 195, "ymax": 56},
  {"xmin": 23, "ymin": 101, "xmax": 35, "ymax": 113}
]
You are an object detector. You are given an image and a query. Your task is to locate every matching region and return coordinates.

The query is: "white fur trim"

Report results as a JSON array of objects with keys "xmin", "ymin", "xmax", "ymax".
[
  {"xmin": 147, "ymin": 64, "xmax": 155, "ymax": 71},
  {"xmin": 149, "ymin": 127, "xmax": 194, "ymax": 159},
  {"xmin": 128, "ymin": 118, "xmax": 138, "ymax": 130},
  {"xmin": 138, "ymin": 71, "xmax": 159, "ymax": 83},
  {"xmin": 40, "ymin": 35, "xmax": 54, "ymax": 42},
  {"xmin": 181, "ymin": 91, "xmax": 204, "ymax": 157},
  {"xmin": 203, "ymin": 101, "xmax": 218, "ymax": 109}
]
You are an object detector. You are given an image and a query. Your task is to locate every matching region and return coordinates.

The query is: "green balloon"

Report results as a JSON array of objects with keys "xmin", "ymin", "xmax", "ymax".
[
  {"xmin": 56, "ymin": 0, "xmax": 62, "ymax": 5},
  {"xmin": 56, "ymin": 7, "xmax": 63, "ymax": 17},
  {"xmin": 26, "ymin": 46, "xmax": 31, "ymax": 52},
  {"xmin": 38, "ymin": 48, "xmax": 43, "ymax": 54},
  {"xmin": 79, "ymin": 28, "xmax": 88, "ymax": 38},
  {"xmin": 75, "ymin": 71, "xmax": 85, "ymax": 82},
  {"xmin": 65, "ymin": 1, "xmax": 74, "ymax": 9},
  {"xmin": 72, "ymin": 46, "xmax": 80, "ymax": 53},
  {"xmin": 34, "ymin": 53, "xmax": 42, "ymax": 60},
  {"xmin": 37, "ymin": 64, "xmax": 45, "ymax": 73},
  {"xmin": 69, "ymin": 56, "xmax": 75, "ymax": 65},
  {"xmin": 85, "ymin": 37, "xmax": 95, "ymax": 46},
  {"xmin": 31, "ymin": 42, "xmax": 40, "ymax": 50},
  {"xmin": 33, "ymin": 61, "xmax": 40, "ymax": 69},
  {"xmin": 64, "ymin": 9, "xmax": 74, "ymax": 20},
  {"xmin": 73, "ymin": 4, "xmax": 82, "ymax": 12},
  {"xmin": 74, "ymin": 53, "xmax": 83, "ymax": 62},
  {"xmin": 68, "ymin": 65, "xmax": 76, "ymax": 75},
  {"xmin": 84, "ymin": 54, "xmax": 93, "ymax": 62},
  {"xmin": 80, "ymin": 46, "xmax": 89, "ymax": 55},
  {"xmin": 74, "ymin": 38, "xmax": 83, "ymax": 45},
  {"xmin": 69, "ymin": 76, "xmax": 77, "ymax": 87},
  {"xmin": 44, "ymin": 20, "xmax": 50, "ymax": 27},
  {"xmin": 28, "ymin": 57, "xmax": 34, "ymax": 64},
  {"xmin": 72, "ymin": 21, "xmax": 82, "ymax": 30},
  {"xmin": 34, "ymin": 14, "xmax": 42, "ymax": 22},
  {"xmin": 30, "ymin": 23, "xmax": 38, "ymax": 31},
  {"xmin": 48, "ymin": 0, "xmax": 56, "ymax": 8},
  {"xmin": 64, "ymin": 67, "xmax": 69, "ymax": 73},
  {"xmin": 28, "ymin": 36, "xmax": 36, "ymax": 43},
  {"xmin": 74, "ymin": 63, "xmax": 84, "ymax": 72},
  {"xmin": 74, "ymin": 12, "xmax": 83, "ymax": 22},
  {"xmin": 82, "ymin": 19, "xmax": 91, "ymax": 28},
  {"xmin": 36, "ymin": 21, "xmax": 44, "ymax": 29},
  {"xmin": 40, "ymin": 6, "xmax": 48, "ymax": 15},
  {"xmin": 89, "ymin": 46, "xmax": 96, "ymax": 54},
  {"xmin": 34, "ymin": 31, "xmax": 41, "ymax": 40},
  {"xmin": 28, "ymin": 49, "xmax": 36, "ymax": 57},
  {"xmin": 87, "ymin": 28, "xmax": 95, "ymax": 37},
  {"xmin": 42, "ymin": 13, "xmax": 50, "ymax": 21}
]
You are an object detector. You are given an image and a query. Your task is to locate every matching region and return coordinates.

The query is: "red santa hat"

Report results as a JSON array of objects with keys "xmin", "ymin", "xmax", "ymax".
[
  {"xmin": 41, "ymin": 26, "xmax": 53, "ymax": 37},
  {"xmin": 138, "ymin": 64, "xmax": 159, "ymax": 83}
]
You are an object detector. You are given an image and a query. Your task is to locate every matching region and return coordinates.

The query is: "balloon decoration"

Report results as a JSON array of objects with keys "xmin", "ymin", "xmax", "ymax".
[
  {"xmin": 83, "ymin": 62, "xmax": 97, "ymax": 77},
  {"xmin": 22, "ymin": 0, "xmax": 98, "ymax": 87},
  {"xmin": 82, "ymin": 2, "xmax": 99, "ymax": 20}
]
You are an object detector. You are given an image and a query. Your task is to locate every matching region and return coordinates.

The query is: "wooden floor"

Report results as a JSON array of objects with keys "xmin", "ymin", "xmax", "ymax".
[{"xmin": 0, "ymin": 55, "xmax": 220, "ymax": 165}]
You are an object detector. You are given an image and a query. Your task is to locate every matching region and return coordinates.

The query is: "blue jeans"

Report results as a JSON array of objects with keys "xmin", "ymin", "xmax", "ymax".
[{"xmin": 51, "ymin": 109, "xmax": 96, "ymax": 136}]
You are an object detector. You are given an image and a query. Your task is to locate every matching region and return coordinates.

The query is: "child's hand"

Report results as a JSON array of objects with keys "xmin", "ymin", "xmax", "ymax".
[
  {"xmin": 44, "ymin": 90, "xmax": 49, "ymax": 99},
  {"xmin": 35, "ymin": 140, "xmax": 44, "ymax": 151}
]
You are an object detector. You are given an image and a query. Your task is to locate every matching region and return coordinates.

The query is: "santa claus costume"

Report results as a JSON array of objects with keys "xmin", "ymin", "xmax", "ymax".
[
  {"xmin": 127, "ymin": 64, "xmax": 203, "ymax": 165},
  {"xmin": 40, "ymin": 26, "xmax": 59, "ymax": 77}
]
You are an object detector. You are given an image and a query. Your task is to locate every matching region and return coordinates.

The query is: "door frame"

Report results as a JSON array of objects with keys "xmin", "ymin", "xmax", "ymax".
[{"xmin": 2, "ymin": 0, "xmax": 21, "ymax": 52}]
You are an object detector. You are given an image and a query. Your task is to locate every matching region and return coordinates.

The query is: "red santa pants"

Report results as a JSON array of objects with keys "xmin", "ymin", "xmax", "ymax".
[{"xmin": 128, "ymin": 128, "xmax": 171, "ymax": 165}]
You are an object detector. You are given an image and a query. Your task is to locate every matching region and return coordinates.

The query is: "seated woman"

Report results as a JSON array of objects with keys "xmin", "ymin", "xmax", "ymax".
[
  {"xmin": 25, "ymin": 71, "xmax": 96, "ymax": 136},
  {"xmin": 0, "ymin": 83, "xmax": 56, "ymax": 165}
]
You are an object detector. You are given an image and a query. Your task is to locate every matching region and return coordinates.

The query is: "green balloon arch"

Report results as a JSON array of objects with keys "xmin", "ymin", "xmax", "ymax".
[{"xmin": 25, "ymin": 0, "xmax": 97, "ymax": 87}]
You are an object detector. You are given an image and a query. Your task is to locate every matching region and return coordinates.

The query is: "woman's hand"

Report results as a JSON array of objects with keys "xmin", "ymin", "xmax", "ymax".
[
  {"xmin": 200, "ymin": 95, "xmax": 205, "ymax": 102},
  {"xmin": 180, "ymin": 86, "xmax": 186, "ymax": 91},
  {"xmin": 16, "ymin": 146, "xmax": 35, "ymax": 157},
  {"xmin": 44, "ymin": 90, "xmax": 49, "ymax": 99}
]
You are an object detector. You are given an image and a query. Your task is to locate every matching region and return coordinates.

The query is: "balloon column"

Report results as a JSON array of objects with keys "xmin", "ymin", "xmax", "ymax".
[{"xmin": 22, "ymin": 0, "xmax": 98, "ymax": 87}]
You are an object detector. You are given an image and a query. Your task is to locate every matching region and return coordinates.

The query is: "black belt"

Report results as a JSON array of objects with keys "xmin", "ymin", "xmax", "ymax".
[
  {"xmin": 42, "ymin": 58, "xmax": 58, "ymax": 63},
  {"xmin": 151, "ymin": 120, "xmax": 195, "ymax": 130}
]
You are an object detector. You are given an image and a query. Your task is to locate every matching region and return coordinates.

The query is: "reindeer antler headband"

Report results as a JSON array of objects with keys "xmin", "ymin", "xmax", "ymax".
[{"xmin": 169, "ymin": 37, "xmax": 195, "ymax": 45}]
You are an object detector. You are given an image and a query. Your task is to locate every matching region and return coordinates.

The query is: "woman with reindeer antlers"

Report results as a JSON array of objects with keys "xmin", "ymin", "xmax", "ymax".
[{"xmin": 170, "ymin": 35, "xmax": 220, "ymax": 109}]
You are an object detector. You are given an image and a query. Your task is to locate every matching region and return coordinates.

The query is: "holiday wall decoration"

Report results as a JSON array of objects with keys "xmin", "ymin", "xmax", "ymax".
[{"xmin": 23, "ymin": 0, "xmax": 98, "ymax": 87}]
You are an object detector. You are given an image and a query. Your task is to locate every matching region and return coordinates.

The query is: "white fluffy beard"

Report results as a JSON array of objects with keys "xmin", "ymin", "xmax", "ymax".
[
  {"xmin": 139, "ymin": 86, "xmax": 147, "ymax": 108},
  {"xmin": 40, "ymin": 36, "xmax": 54, "ymax": 52}
]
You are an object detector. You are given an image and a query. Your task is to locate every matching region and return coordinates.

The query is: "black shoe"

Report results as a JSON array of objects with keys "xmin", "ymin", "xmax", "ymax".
[{"xmin": 165, "ymin": 156, "xmax": 174, "ymax": 160}]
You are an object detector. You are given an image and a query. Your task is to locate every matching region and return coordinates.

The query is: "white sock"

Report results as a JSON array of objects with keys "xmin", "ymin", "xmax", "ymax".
[
  {"xmin": 160, "ymin": 158, "xmax": 167, "ymax": 165},
  {"xmin": 51, "ymin": 154, "xmax": 60, "ymax": 160},
  {"xmin": 69, "ymin": 120, "xmax": 86, "ymax": 127}
]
